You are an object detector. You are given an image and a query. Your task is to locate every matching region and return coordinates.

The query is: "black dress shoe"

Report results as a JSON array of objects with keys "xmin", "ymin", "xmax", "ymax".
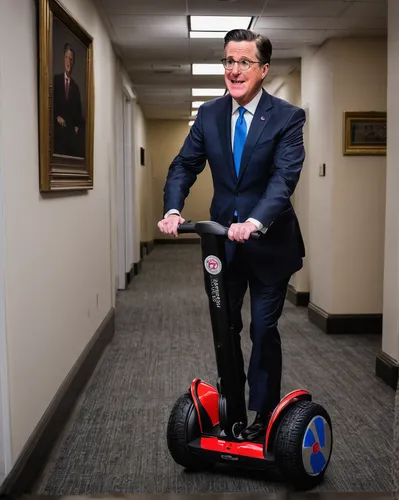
[{"xmin": 240, "ymin": 412, "xmax": 270, "ymax": 441}]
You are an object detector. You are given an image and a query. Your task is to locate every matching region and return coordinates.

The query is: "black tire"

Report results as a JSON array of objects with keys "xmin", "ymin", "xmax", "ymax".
[
  {"xmin": 166, "ymin": 392, "xmax": 207, "ymax": 471},
  {"xmin": 273, "ymin": 400, "xmax": 333, "ymax": 490}
]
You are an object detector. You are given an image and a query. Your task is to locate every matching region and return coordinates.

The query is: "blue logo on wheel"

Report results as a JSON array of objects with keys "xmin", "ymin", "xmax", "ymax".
[{"xmin": 302, "ymin": 416, "xmax": 332, "ymax": 475}]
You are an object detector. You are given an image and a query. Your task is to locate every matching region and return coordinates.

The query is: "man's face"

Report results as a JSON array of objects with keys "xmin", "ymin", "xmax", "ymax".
[
  {"xmin": 64, "ymin": 49, "xmax": 74, "ymax": 74},
  {"xmin": 224, "ymin": 41, "xmax": 269, "ymax": 106}
]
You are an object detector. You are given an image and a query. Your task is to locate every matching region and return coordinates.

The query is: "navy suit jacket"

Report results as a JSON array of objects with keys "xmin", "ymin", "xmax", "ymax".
[{"xmin": 163, "ymin": 89, "xmax": 306, "ymax": 284}]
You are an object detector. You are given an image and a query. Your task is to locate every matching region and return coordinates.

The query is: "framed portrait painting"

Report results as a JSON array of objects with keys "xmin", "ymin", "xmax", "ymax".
[
  {"xmin": 38, "ymin": 0, "xmax": 94, "ymax": 191},
  {"xmin": 343, "ymin": 111, "xmax": 386, "ymax": 156}
]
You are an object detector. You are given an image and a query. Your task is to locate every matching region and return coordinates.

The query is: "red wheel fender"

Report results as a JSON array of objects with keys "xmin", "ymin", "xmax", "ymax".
[
  {"xmin": 190, "ymin": 379, "xmax": 219, "ymax": 433},
  {"xmin": 265, "ymin": 389, "xmax": 312, "ymax": 452}
]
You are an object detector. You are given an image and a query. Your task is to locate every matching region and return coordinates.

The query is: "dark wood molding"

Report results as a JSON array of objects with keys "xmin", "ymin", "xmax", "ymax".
[
  {"xmin": 141, "ymin": 240, "xmax": 155, "ymax": 257},
  {"xmin": 376, "ymin": 350, "xmax": 399, "ymax": 391},
  {"xmin": 134, "ymin": 260, "xmax": 142, "ymax": 276},
  {"xmin": 0, "ymin": 308, "xmax": 115, "ymax": 497},
  {"xmin": 125, "ymin": 270, "xmax": 132, "ymax": 286},
  {"xmin": 286, "ymin": 284, "xmax": 310, "ymax": 307},
  {"xmin": 154, "ymin": 238, "xmax": 200, "ymax": 245},
  {"xmin": 308, "ymin": 302, "xmax": 382, "ymax": 335},
  {"xmin": 146, "ymin": 241, "xmax": 155, "ymax": 255},
  {"xmin": 126, "ymin": 260, "xmax": 142, "ymax": 286}
]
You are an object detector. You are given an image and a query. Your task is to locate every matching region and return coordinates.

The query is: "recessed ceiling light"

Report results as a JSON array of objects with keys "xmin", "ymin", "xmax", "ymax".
[
  {"xmin": 190, "ymin": 16, "xmax": 252, "ymax": 32},
  {"xmin": 192, "ymin": 101, "xmax": 205, "ymax": 108},
  {"xmin": 190, "ymin": 31, "xmax": 227, "ymax": 39},
  {"xmin": 192, "ymin": 88, "xmax": 225, "ymax": 97},
  {"xmin": 192, "ymin": 64, "xmax": 224, "ymax": 75},
  {"xmin": 189, "ymin": 120, "xmax": 195, "ymax": 126}
]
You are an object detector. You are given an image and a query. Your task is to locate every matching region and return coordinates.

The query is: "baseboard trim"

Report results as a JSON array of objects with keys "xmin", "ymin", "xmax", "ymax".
[
  {"xmin": 308, "ymin": 302, "xmax": 382, "ymax": 335},
  {"xmin": 126, "ymin": 260, "xmax": 142, "ymax": 286},
  {"xmin": 146, "ymin": 241, "xmax": 155, "ymax": 254},
  {"xmin": 134, "ymin": 260, "xmax": 142, "ymax": 276},
  {"xmin": 286, "ymin": 284, "xmax": 310, "ymax": 307},
  {"xmin": 376, "ymin": 350, "xmax": 399, "ymax": 391},
  {"xmin": 141, "ymin": 241, "xmax": 155, "ymax": 256},
  {"xmin": 0, "ymin": 308, "xmax": 115, "ymax": 496},
  {"xmin": 154, "ymin": 238, "xmax": 200, "ymax": 245},
  {"xmin": 125, "ymin": 269, "xmax": 133, "ymax": 286}
]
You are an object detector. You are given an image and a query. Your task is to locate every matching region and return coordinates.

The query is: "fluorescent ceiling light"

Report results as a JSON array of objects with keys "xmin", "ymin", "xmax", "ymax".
[
  {"xmin": 192, "ymin": 101, "xmax": 205, "ymax": 108},
  {"xmin": 190, "ymin": 31, "xmax": 227, "ymax": 39},
  {"xmin": 189, "ymin": 120, "xmax": 195, "ymax": 126},
  {"xmin": 190, "ymin": 16, "xmax": 252, "ymax": 32},
  {"xmin": 191, "ymin": 110, "xmax": 198, "ymax": 116},
  {"xmin": 192, "ymin": 88, "xmax": 225, "ymax": 97},
  {"xmin": 192, "ymin": 63, "xmax": 224, "ymax": 75}
]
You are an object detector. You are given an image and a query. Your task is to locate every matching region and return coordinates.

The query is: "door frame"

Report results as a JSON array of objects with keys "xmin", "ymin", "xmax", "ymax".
[
  {"xmin": 0, "ymin": 150, "xmax": 12, "ymax": 483},
  {"xmin": 116, "ymin": 83, "xmax": 135, "ymax": 290},
  {"xmin": 123, "ymin": 91, "xmax": 134, "ymax": 276}
]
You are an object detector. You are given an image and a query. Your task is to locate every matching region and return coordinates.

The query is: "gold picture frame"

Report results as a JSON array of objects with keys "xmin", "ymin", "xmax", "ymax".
[
  {"xmin": 38, "ymin": 0, "xmax": 94, "ymax": 192},
  {"xmin": 343, "ymin": 111, "xmax": 386, "ymax": 156}
]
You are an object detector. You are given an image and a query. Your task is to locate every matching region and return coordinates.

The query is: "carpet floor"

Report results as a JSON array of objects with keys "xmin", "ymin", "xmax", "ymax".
[{"xmin": 34, "ymin": 245, "xmax": 395, "ymax": 494}]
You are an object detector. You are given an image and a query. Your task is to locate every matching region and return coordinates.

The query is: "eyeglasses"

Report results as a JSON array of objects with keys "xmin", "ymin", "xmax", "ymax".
[{"xmin": 221, "ymin": 58, "xmax": 261, "ymax": 72}]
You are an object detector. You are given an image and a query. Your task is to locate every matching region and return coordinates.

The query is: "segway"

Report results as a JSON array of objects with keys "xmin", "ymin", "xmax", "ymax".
[{"xmin": 166, "ymin": 221, "xmax": 333, "ymax": 490}]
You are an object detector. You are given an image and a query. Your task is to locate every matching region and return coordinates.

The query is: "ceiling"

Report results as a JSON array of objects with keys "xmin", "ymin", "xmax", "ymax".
[{"xmin": 94, "ymin": 0, "xmax": 387, "ymax": 120}]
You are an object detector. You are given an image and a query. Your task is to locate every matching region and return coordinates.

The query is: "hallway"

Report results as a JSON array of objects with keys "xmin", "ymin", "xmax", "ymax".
[{"xmin": 34, "ymin": 245, "xmax": 394, "ymax": 494}]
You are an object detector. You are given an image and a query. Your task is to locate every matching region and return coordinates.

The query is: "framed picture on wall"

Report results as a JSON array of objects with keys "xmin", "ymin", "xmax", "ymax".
[
  {"xmin": 343, "ymin": 111, "xmax": 387, "ymax": 156},
  {"xmin": 38, "ymin": 0, "xmax": 94, "ymax": 192}
]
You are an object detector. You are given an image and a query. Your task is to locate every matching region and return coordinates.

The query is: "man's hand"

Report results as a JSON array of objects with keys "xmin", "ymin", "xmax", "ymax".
[
  {"xmin": 157, "ymin": 214, "xmax": 185, "ymax": 237},
  {"xmin": 228, "ymin": 221, "xmax": 258, "ymax": 242}
]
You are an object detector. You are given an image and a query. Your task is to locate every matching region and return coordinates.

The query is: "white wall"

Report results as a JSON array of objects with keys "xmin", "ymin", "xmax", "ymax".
[
  {"xmin": 266, "ymin": 70, "xmax": 310, "ymax": 294},
  {"xmin": 0, "ymin": 86, "xmax": 10, "ymax": 477},
  {"xmin": 113, "ymin": 60, "xmax": 138, "ymax": 290},
  {"xmin": 0, "ymin": 0, "xmax": 136, "ymax": 465},
  {"xmin": 302, "ymin": 38, "xmax": 387, "ymax": 315},
  {"xmin": 147, "ymin": 120, "xmax": 214, "ymax": 239},
  {"xmin": 302, "ymin": 46, "xmax": 335, "ymax": 311},
  {"xmin": 265, "ymin": 70, "xmax": 301, "ymax": 107},
  {"xmin": 331, "ymin": 38, "xmax": 387, "ymax": 313},
  {"xmin": 383, "ymin": 0, "xmax": 399, "ymax": 363}
]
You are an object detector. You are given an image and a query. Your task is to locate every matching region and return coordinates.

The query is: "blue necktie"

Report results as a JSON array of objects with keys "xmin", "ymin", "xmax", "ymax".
[
  {"xmin": 233, "ymin": 107, "xmax": 247, "ymax": 177},
  {"xmin": 232, "ymin": 107, "xmax": 247, "ymax": 220}
]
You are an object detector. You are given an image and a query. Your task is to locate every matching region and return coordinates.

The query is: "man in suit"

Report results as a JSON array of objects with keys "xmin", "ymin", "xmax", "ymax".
[
  {"xmin": 53, "ymin": 43, "xmax": 85, "ymax": 158},
  {"xmin": 158, "ymin": 29, "xmax": 306, "ymax": 441}
]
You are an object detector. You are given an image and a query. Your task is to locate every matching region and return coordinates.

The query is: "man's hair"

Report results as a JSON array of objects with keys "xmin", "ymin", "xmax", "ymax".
[
  {"xmin": 224, "ymin": 29, "xmax": 272, "ymax": 65},
  {"xmin": 64, "ymin": 42, "xmax": 75, "ymax": 60}
]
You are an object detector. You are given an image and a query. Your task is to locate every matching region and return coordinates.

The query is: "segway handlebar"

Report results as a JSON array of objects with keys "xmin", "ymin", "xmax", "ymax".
[{"xmin": 178, "ymin": 221, "xmax": 260, "ymax": 240}]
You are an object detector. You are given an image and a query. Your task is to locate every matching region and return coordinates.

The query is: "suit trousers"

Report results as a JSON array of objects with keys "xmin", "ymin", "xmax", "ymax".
[{"xmin": 225, "ymin": 243, "xmax": 290, "ymax": 417}]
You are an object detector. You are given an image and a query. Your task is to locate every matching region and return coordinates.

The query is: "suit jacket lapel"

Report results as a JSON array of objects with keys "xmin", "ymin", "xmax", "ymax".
[
  {"xmin": 216, "ymin": 95, "xmax": 236, "ymax": 184},
  {"xmin": 237, "ymin": 89, "xmax": 273, "ymax": 184}
]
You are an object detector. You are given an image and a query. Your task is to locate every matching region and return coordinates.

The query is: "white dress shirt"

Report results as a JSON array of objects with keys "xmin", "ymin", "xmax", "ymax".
[
  {"xmin": 231, "ymin": 88, "xmax": 262, "ymax": 149},
  {"xmin": 65, "ymin": 73, "xmax": 70, "ymax": 94}
]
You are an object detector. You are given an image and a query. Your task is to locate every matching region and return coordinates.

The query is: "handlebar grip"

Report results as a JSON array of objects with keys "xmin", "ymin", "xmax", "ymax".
[
  {"xmin": 250, "ymin": 231, "xmax": 261, "ymax": 240},
  {"xmin": 177, "ymin": 223, "xmax": 196, "ymax": 234}
]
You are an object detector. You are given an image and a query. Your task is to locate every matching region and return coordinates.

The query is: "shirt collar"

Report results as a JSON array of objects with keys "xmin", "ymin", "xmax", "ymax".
[{"xmin": 231, "ymin": 88, "xmax": 263, "ymax": 116}]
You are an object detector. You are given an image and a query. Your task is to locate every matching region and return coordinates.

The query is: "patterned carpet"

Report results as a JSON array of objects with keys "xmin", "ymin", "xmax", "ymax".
[{"xmin": 34, "ymin": 245, "xmax": 396, "ymax": 494}]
